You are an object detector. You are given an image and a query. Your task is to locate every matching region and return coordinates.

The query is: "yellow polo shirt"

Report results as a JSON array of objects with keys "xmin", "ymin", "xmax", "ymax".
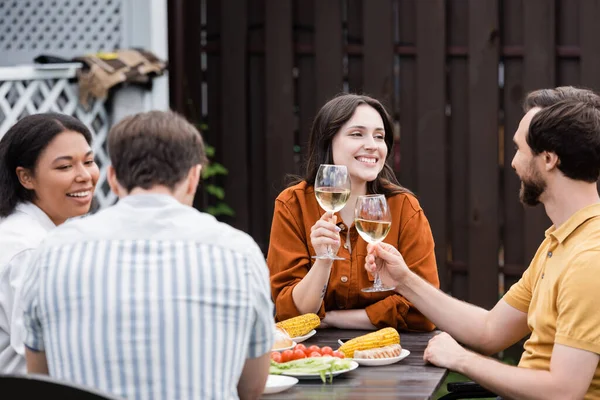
[{"xmin": 504, "ymin": 203, "xmax": 600, "ymax": 399}]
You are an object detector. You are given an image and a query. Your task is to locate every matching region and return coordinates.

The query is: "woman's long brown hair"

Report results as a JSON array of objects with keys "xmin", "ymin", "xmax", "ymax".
[{"xmin": 292, "ymin": 93, "xmax": 412, "ymax": 197}]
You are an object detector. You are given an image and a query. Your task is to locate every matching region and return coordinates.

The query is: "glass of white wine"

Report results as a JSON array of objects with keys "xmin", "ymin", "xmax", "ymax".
[
  {"xmin": 313, "ymin": 164, "xmax": 351, "ymax": 260},
  {"xmin": 355, "ymin": 194, "xmax": 395, "ymax": 292}
]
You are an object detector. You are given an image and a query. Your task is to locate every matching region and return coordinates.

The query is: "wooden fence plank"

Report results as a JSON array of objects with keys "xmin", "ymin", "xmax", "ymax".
[
  {"xmin": 522, "ymin": 0, "xmax": 554, "ymax": 263},
  {"xmin": 416, "ymin": 0, "xmax": 447, "ymax": 291},
  {"xmin": 557, "ymin": 0, "xmax": 579, "ymax": 86},
  {"xmin": 168, "ymin": 0, "xmax": 205, "ymax": 211},
  {"xmin": 167, "ymin": 1, "xmax": 204, "ymax": 121},
  {"xmin": 248, "ymin": 0, "xmax": 268, "ymax": 252},
  {"xmin": 265, "ymin": 0, "xmax": 296, "ymax": 218},
  {"xmin": 315, "ymin": 0, "xmax": 343, "ymax": 106},
  {"xmin": 363, "ymin": 0, "xmax": 394, "ymax": 110},
  {"xmin": 396, "ymin": 0, "xmax": 417, "ymax": 191},
  {"xmin": 346, "ymin": 0, "xmax": 363, "ymax": 93},
  {"xmin": 468, "ymin": 0, "xmax": 500, "ymax": 309},
  {"xmin": 205, "ymin": 0, "xmax": 222, "ymax": 211},
  {"xmin": 502, "ymin": 0, "xmax": 526, "ymax": 292},
  {"xmin": 220, "ymin": 0, "xmax": 249, "ymax": 231},
  {"xmin": 295, "ymin": 0, "xmax": 316, "ymax": 170},
  {"xmin": 166, "ymin": 0, "xmax": 186, "ymax": 115},
  {"xmin": 448, "ymin": 0, "xmax": 469, "ymax": 300},
  {"xmin": 580, "ymin": 0, "xmax": 600, "ymax": 92}
]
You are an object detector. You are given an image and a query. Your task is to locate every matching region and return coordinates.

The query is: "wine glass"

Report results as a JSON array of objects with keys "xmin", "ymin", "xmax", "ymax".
[
  {"xmin": 355, "ymin": 194, "xmax": 395, "ymax": 292},
  {"xmin": 313, "ymin": 164, "xmax": 351, "ymax": 260}
]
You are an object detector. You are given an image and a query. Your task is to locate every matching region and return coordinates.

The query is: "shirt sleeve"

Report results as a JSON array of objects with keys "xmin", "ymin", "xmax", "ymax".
[
  {"xmin": 20, "ymin": 250, "xmax": 45, "ymax": 352},
  {"xmin": 247, "ymin": 248, "xmax": 275, "ymax": 358},
  {"xmin": 366, "ymin": 205, "xmax": 439, "ymax": 332},
  {"xmin": 267, "ymin": 199, "xmax": 326, "ymax": 321},
  {"xmin": 554, "ymin": 251, "xmax": 600, "ymax": 354},
  {"xmin": 0, "ymin": 249, "xmax": 37, "ymax": 357},
  {"xmin": 502, "ymin": 263, "xmax": 534, "ymax": 313}
]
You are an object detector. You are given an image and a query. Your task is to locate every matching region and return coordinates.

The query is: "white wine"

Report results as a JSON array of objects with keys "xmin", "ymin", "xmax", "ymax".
[
  {"xmin": 315, "ymin": 187, "xmax": 351, "ymax": 212},
  {"xmin": 355, "ymin": 218, "xmax": 392, "ymax": 243}
]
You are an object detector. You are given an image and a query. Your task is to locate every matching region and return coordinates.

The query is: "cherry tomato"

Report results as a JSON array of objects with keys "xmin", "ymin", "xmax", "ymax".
[
  {"xmin": 332, "ymin": 350, "xmax": 345, "ymax": 359},
  {"xmin": 309, "ymin": 351, "xmax": 322, "ymax": 358},
  {"xmin": 271, "ymin": 352, "xmax": 282, "ymax": 363},
  {"xmin": 306, "ymin": 345, "xmax": 321, "ymax": 356},
  {"xmin": 294, "ymin": 344, "xmax": 306, "ymax": 352},
  {"xmin": 320, "ymin": 346, "xmax": 333, "ymax": 356},
  {"xmin": 292, "ymin": 349, "xmax": 307, "ymax": 360},
  {"xmin": 281, "ymin": 349, "xmax": 294, "ymax": 363}
]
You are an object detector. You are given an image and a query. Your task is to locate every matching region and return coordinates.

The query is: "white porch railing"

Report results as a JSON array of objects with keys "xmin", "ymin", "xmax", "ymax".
[{"xmin": 0, "ymin": 64, "xmax": 117, "ymax": 209}]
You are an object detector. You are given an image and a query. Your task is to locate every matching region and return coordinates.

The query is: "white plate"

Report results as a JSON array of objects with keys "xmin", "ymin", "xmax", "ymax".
[
  {"xmin": 292, "ymin": 329, "xmax": 316, "ymax": 343},
  {"xmin": 352, "ymin": 349, "xmax": 410, "ymax": 366},
  {"xmin": 280, "ymin": 360, "xmax": 359, "ymax": 380},
  {"xmin": 263, "ymin": 374, "xmax": 299, "ymax": 394},
  {"xmin": 272, "ymin": 341, "xmax": 297, "ymax": 352}
]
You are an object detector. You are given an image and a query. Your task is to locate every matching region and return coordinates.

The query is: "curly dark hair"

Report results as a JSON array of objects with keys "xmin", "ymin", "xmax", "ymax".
[{"xmin": 0, "ymin": 113, "xmax": 93, "ymax": 217}]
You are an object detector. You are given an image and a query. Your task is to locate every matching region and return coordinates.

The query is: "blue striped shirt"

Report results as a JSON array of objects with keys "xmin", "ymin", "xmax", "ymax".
[{"xmin": 21, "ymin": 194, "xmax": 274, "ymax": 400}]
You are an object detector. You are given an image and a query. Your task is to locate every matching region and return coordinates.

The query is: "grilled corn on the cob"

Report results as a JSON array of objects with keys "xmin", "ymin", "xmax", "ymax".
[
  {"xmin": 276, "ymin": 313, "xmax": 321, "ymax": 337},
  {"xmin": 338, "ymin": 327, "xmax": 400, "ymax": 358}
]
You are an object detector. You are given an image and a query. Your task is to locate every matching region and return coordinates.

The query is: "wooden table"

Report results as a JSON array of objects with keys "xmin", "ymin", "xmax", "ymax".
[{"xmin": 262, "ymin": 329, "xmax": 448, "ymax": 400}]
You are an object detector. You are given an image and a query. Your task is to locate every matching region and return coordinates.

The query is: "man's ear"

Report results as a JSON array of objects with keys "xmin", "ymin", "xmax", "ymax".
[
  {"xmin": 544, "ymin": 151, "xmax": 560, "ymax": 171},
  {"xmin": 107, "ymin": 165, "xmax": 125, "ymax": 197},
  {"xmin": 187, "ymin": 164, "xmax": 202, "ymax": 196},
  {"xmin": 15, "ymin": 167, "xmax": 35, "ymax": 190}
]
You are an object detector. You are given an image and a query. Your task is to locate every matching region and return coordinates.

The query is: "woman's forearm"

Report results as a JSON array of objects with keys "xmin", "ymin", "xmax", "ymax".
[
  {"xmin": 291, "ymin": 259, "xmax": 333, "ymax": 314},
  {"xmin": 323, "ymin": 309, "xmax": 377, "ymax": 330}
]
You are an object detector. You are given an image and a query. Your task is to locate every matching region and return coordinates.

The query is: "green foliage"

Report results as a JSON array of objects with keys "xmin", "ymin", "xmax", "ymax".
[
  {"xmin": 201, "ymin": 144, "xmax": 235, "ymax": 217},
  {"xmin": 202, "ymin": 163, "xmax": 228, "ymax": 180},
  {"xmin": 205, "ymin": 203, "xmax": 235, "ymax": 217},
  {"xmin": 205, "ymin": 184, "xmax": 225, "ymax": 200}
]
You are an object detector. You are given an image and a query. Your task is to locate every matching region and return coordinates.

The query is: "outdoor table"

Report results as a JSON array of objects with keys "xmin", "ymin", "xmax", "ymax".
[{"xmin": 263, "ymin": 328, "xmax": 448, "ymax": 400}]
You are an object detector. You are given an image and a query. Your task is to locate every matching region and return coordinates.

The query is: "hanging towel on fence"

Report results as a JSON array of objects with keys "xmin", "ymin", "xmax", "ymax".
[{"xmin": 72, "ymin": 49, "xmax": 167, "ymax": 109}]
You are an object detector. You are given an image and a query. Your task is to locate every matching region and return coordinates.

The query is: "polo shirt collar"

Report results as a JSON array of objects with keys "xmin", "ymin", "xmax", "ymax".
[{"xmin": 546, "ymin": 202, "xmax": 600, "ymax": 244}]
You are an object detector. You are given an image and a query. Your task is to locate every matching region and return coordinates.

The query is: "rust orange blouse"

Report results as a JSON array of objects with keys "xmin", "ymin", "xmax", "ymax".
[{"xmin": 267, "ymin": 181, "xmax": 439, "ymax": 332}]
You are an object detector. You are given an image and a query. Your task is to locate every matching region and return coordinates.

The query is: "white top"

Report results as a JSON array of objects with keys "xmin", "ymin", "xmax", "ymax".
[
  {"xmin": 0, "ymin": 202, "xmax": 55, "ymax": 373},
  {"xmin": 22, "ymin": 194, "xmax": 274, "ymax": 400}
]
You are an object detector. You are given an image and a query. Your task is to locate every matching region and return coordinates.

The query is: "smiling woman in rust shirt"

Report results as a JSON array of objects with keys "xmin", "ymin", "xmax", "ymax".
[{"xmin": 267, "ymin": 94, "xmax": 439, "ymax": 331}]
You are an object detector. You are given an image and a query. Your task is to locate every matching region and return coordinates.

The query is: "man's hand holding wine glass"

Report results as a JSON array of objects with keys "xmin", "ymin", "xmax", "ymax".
[{"xmin": 364, "ymin": 242, "xmax": 411, "ymax": 291}]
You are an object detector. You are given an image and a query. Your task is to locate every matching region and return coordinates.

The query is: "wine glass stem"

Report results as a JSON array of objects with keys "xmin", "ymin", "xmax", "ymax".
[
  {"xmin": 327, "ymin": 245, "xmax": 335, "ymax": 258},
  {"xmin": 373, "ymin": 273, "xmax": 382, "ymax": 288}
]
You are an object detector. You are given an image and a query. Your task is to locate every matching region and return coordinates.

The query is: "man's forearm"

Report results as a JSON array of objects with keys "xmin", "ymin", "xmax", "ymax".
[
  {"xmin": 25, "ymin": 348, "xmax": 49, "ymax": 374},
  {"xmin": 237, "ymin": 353, "xmax": 271, "ymax": 400},
  {"xmin": 458, "ymin": 352, "xmax": 571, "ymax": 400},
  {"xmin": 397, "ymin": 273, "xmax": 491, "ymax": 352}
]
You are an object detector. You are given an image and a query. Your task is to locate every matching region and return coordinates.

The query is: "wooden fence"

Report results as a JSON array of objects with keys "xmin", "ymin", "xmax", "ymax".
[{"xmin": 166, "ymin": 0, "xmax": 600, "ymax": 309}]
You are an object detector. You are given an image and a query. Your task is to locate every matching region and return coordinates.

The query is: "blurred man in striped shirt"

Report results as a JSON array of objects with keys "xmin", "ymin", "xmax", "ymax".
[{"xmin": 20, "ymin": 111, "xmax": 275, "ymax": 400}]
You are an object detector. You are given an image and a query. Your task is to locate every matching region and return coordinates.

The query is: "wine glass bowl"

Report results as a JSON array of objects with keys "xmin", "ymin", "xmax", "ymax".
[
  {"xmin": 313, "ymin": 164, "xmax": 351, "ymax": 260},
  {"xmin": 355, "ymin": 194, "xmax": 395, "ymax": 292},
  {"xmin": 314, "ymin": 186, "xmax": 351, "ymax": 213}
]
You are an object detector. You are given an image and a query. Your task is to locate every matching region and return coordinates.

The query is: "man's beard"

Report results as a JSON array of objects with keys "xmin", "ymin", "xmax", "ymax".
[{"xmin": 519, "ymin": 170, "xmax": 546, "ymax": 206}]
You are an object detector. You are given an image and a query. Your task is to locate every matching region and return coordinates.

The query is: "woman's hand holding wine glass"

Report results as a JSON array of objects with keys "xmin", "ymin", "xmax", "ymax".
[
  {"xmin": 312, "ymin": 164, "xmax": 351, "ymax": 260},
  {"xmin": 310, "ymin": 213, "xmax": 341, "ymax": 259}
]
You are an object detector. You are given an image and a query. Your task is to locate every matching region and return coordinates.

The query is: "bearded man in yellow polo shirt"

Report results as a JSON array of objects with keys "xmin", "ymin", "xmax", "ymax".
[{"xmin": 366, "ymin": 86, "xmax": 600, "ymax": 400}]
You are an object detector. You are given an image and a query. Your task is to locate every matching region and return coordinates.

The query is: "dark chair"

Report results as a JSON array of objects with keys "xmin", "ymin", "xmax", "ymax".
[
  {"xmin": 0, "ymin": 374, "xmax": 125, "ymax": 399},
  {"xmin": 438, "ymin": 381, "xmax": 498, "ymax": 399}
]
